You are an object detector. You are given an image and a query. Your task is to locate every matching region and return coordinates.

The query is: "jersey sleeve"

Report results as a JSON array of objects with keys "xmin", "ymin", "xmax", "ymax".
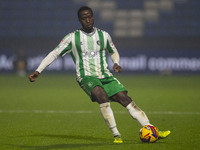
[
  {"xmin": 106, "ymin": 32, "xmax": 117, "ymax": 54},
  {"xmin": 105, "ymin": 32, "xmax": 120, "ymax": 64},
  {"xmin": 54, "ymin": 33, "xmax": 72, "ymax": 56},
  {"xmin": 36, "ymin": 50, "xmax": 58, "ymax": 73},
  {"xmin": 35, "ymin": 33, "xmax": 72, "ymax": 73}
]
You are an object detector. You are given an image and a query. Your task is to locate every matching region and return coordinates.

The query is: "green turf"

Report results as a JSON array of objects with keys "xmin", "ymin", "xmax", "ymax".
[{"xmin": 0, "ymin": 74, "xmax": 200, "ymax": 150}]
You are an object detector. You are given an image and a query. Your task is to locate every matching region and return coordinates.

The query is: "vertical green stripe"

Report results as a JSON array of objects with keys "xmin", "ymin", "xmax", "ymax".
[
  {"xmin": 89, "ymin": 59, "xmax": 96, "ymax": 76},
  {"xmin": 60, "ymin": 42, "xmax": 72, "ymax": 56},
  {"xmin": 75, "ymin": 31, "xmax": 84, "ymax": 77},
  {"xmin": 107, "ymin": 40, "xmax": 114, "ymax": 53},
  {"xmin": 98, "ymin": 30, "xmax": 109, "ymax": 77},
  {"xmin": 70, "ymin": 51, "xmax": 76, "ymax": 62},
  {"xmin": 87, "ymin": 36, "xmax": 94, "ymax": 51},
  {"xmin": 87, "ymin": 36, "xmax": 96, "ymax": 76}
]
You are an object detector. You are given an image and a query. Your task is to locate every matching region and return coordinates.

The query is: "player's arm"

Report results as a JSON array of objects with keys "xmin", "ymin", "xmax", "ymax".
[
  {"xmin": 106, "ymin": 33, "xmax": 122, "ymax": 73},
  {"xmin": 28, "ymin": 71, "xmax": 40, "ymax": 82},
  {"xmin": 111, "ymin": 51, "xmax": 122, "ymax": 73},
  {"xmin": 28, "ymin": 50, "xmax": 59, "ymax": 82},
  {"xmin": 28, "ymin": 34, "xmax": 72, "ymax": 82}
]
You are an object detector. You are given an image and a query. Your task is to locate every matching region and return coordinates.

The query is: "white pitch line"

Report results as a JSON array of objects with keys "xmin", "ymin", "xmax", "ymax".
[
  {"xmin": 147, "ymin": 111, "xmax": 200, "ymax": 115},
  {"xmin": 0, "ymin": 110, "xmax": 200, "ymax": 115}
]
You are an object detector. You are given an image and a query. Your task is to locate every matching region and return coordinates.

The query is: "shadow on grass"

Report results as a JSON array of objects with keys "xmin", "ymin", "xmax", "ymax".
[
  {"xmin": 10, "ymin": 134, "xmax": 110, "ymax": 142},
  {"xmin": 31, "ymin": 134, "xmax": 110, "ymax": 141},
  {"xmin": 6, "ymin": 143, "xmax": 113, "ymax": 150},
  {"xmin": 5, "ymin": 134, "xmax": 135, "ymax": 149}
]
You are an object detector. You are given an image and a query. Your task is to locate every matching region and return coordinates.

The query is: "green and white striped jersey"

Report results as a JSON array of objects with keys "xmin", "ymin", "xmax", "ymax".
[{"xmin": 54, "ymin": 27, "xmax": 118, "ymax": 81}]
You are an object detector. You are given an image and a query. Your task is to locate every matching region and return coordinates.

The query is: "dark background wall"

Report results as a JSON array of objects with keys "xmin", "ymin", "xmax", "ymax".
[{"xmin": 0, "ymin": 0, "xmax": 200, "ymax": 74}]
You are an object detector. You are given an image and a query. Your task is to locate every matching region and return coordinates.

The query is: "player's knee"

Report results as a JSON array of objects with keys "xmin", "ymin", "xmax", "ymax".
[
  {"xmin": 91, "ymin": 86, "xmax": 109, "ymax": 103},
  {"xmin": 92, "ymin": 86, "xmax": 105, "ymax": 97},
  {"xmin": 99, "ymin": 102, "xmax": 110, "ymax": 108},
  {"xmin": 132, "ymin": 102, "xmax": 142, "ymax": 112},
  {"xmin": 114, "ymin": 92, "xmax": 132, "ymax": 107}
]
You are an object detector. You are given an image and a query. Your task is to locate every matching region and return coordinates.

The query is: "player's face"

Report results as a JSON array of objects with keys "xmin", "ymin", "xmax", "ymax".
[{"xmin": 79, "ymin": 9, "xmax": 94, "ymax": 33}]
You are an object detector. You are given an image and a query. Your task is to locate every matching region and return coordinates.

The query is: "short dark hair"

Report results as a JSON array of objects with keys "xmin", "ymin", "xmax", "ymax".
[{"xmin": 77, "ymin": 6, "xmax": 93, "ymax": 19}]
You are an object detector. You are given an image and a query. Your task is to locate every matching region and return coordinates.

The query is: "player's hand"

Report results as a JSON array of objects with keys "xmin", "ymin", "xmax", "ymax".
[
  {"xmin": 28, "ymin": 71, "xmax": 40, "ymax": 82},
  {"xmin": 113, "ymin": 63, "xmax": 122, "ymax": 73}
]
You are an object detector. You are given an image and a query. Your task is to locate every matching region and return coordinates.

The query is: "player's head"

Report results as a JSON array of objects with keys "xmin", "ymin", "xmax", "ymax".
[
  {"xmin": 78, "ymin": 6, "xmax": 93, "ymax": 19},
  {"xmin": 78, "ymin": 6, "xmax": 94, "ymax": 33}
]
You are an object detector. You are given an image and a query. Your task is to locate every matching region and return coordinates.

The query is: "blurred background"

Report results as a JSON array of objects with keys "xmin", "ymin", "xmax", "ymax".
[{"xmin": 0, "ymin": 0, "xmax": 200, "ymax": 76}]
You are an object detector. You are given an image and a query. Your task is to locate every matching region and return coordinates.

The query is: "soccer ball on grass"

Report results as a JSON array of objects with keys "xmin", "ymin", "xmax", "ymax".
[{"xmin": 139, "ymin": 125, "xmax": 159, "ymax": 143}]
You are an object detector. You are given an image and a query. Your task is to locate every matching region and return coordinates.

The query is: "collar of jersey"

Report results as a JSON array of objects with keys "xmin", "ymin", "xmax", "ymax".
[{"xmin": 80, "ymin": 27, "xmax": 97, "ymax": 36}]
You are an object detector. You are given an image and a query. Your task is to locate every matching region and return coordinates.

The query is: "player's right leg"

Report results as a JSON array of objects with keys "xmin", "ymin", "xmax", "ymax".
[
  {"xmin": 78, "ymin": 76, "xmax": 122, "ymax": 143},
  {"xmin": 91, "ymin": 86, "xmax": 123, "ymax": 143}
]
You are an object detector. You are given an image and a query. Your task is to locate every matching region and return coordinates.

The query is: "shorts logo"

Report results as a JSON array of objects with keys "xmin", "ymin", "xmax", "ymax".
[
  {"xmin": 97, "ymin": 41, "xmax": 102, "ymax": 46},
  {"xmin": 88, "ymin": 82, "xmax": 93, "ymax": 87}
]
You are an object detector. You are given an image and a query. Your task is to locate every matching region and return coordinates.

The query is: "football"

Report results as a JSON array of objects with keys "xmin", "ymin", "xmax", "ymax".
[{"xmin": 139, "ymin": 125, "xmax": 159, "ymax": 143}]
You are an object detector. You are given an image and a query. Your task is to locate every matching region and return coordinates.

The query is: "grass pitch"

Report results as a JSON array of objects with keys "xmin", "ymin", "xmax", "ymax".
[{"xmin": 0, "ymin": 74, "xmax": 200, "ymax": 150}]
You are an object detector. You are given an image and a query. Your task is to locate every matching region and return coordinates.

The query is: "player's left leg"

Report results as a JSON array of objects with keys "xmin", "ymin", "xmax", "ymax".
[
  {"xmin": 111, "ymin": 92, "xmax": 171, "ymax": 138},
  {"xmin": 103, "ymin": 77, "xmax": 150, "ymax": 127},
  {"xmin": 111, "ymin": 91, "xmax": 150, "ymax": 127}
]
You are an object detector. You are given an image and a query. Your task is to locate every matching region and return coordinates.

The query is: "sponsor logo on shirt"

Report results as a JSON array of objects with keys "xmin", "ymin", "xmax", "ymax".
[
  {"xmin": 97, "ymin": 41, "xmax": 102, "ymax": 46},
  {"xmin": 82, "ymin": 50, "xmax": 100, "ymax": 58}
]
